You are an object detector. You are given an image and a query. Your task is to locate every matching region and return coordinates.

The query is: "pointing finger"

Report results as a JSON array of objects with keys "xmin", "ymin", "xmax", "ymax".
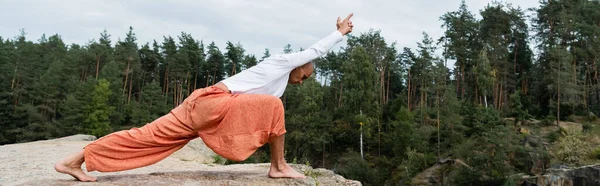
[{"xmin": 344, "ymin": 13, "xmax": 354, "ymax": 21}]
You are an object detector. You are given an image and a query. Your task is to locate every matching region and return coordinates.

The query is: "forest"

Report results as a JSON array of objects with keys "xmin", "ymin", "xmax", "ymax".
[{"xmin": 2, "ymin": 0, "xmax": 600, "ymax": 185}]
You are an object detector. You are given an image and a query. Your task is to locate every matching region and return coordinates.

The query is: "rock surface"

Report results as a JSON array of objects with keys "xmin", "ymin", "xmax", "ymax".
[
  {"xmin": 0, "ymin": 135, "xmax": 361, "ymax": 186},
  {"xmin": 558, "ymin": 121, "xmax": 584, "ymax": 134},
  {"xmin": 411, "ymin": 158, "xmax": 472, "ymax": 185},
  {"xmin": 519, "ymin": 164, "xmax": 600, "ymax": 186}
]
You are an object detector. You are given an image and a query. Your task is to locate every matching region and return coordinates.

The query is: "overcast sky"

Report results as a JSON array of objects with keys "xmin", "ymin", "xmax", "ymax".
[{"xmin": 1, "ymin": 0, "xmax": 540, "ymax": 68}]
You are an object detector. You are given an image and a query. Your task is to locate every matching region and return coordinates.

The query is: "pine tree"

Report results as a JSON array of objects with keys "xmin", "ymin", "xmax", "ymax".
[
  {"xmin": 205, "ymin": 42, "xmax": 225, "ymax": 86},
  {"xmin": 84, "ymin": 79, "xmax": 115, "ymax": 137},
  {"xmin": 225, "ymin": 41, "xmax": 244, "ymax": 77},
  {"xmin": 440, "ymin": 0, "xmax": 480, "ymax": 100}
]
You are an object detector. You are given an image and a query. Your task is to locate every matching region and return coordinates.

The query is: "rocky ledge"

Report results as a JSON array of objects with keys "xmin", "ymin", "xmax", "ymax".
[
  {"xmin": 0, "ymin": 135, "xmax": 361, "ymax": 186},
  {"xmin": 520, "ymin": 164, "xmax": 600, "ymax": 186}
]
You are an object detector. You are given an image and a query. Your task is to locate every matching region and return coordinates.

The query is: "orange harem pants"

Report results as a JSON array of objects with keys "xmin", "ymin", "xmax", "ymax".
[{"xmin": 82, "ymin": 86, "xmax": 287, "ymax": 172}]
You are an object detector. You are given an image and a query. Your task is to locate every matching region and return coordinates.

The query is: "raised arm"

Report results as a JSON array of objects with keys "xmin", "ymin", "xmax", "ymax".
[{"xmin": 283, "ymin": 13, "xmax": 354, "ymax": 68}]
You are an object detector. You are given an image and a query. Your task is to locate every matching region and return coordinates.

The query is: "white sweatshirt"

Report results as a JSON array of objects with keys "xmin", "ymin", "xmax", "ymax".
[{"xmin": 220, "ymin": 30, "xmax": 344, "ymax": 97}]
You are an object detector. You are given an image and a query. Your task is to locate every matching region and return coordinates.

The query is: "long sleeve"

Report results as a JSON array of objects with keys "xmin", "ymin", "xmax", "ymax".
[
  {"xmin": 282, "ymin": 30, "xmax": 344, "ymax": 67},
  {"xmin": 220, "ymin": 30, "xmax": 345, "ymax": 97}
]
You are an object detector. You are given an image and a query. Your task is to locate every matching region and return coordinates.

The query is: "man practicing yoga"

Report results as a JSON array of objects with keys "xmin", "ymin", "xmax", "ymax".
[{"xmin": 55, "ymin": 13, "xmax": 354, "ymax": 181}]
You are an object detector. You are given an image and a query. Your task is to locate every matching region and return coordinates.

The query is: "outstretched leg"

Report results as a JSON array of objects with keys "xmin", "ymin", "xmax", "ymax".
[
  {"xmin": 267, "ymin": 134, "xmax": 306, "ymax": 179},
  {"xmin": 54, "ymin": 149, "xmax": 97, "ymax": 182}
]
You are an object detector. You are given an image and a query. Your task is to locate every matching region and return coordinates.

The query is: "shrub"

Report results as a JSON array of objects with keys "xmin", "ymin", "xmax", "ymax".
[
  {"xmin": 583, "ymin": 124, "xmax": 592, "ymax": 132},
  {"xmin": 212, "ymin": 155, "xmax": 226, "ymax": 164},
  {"xmin": 587, "ymin": 112, "xmax": 597, "ymax": 122},
  {"xmin": 566, "ymin": 115, "xmax": 577, "ymax": 122},
  {"xmin": 547, "ymin": 131, "xmax": 560, "ymax": 143},
  {"xmin": 592, "ymin": 148, "xmax": 600, "ymax": 160},
  {"xmin": 334, "ymin": 149, "xmax": 381, "ymax": 186},
  {"xmin": 450, "ymin": 167, "xmax": 483, "ymax": 186},
  {"xmin": 541, "ymin": 115, "xmax": 557, "ymax": 126},
  {"xmin": 554, "ymin": 133, "xmax": 593, "ymax": 164}
]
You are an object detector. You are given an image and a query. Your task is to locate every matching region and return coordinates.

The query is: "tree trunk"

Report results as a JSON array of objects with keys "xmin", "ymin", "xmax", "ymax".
[
  {"xmin": 380, "ymin": 67, "xmax": 385, "ymax": 105},
  {"xmin": 163, "ymin": 67, "xmax": 168, "ymax": 94},
  {"xmin": 461, "ymin": 65, "xmax": 465, "ymax": 99},
  {"xmin": 557, "ymin": 57, "xmax": 561, "ymax": 126},
  {"xmin": 485, "ymin": 90, "xmax": 488, "ymax": 108},
  {"xmin": 173, "ymin": 76, "xmax": 178, "ymax": 108},
  {"xmin": 499, "ymin": 82, "xmax": 504, "ymax": 111},
  {"xmin": 128, "ymin": 75, "xmax": 133, "ymax": 103},
  {"xmin": 232, "ymin": 63, "xmax": 237, "ymax": 76},
  {"xmin": 212, "ymin": 70, "xmax": 216, "ymax": 85},
  {"xmin": 456, "ymin": 70, "xmax": 460, "ymax": 99},
  {"xmin": 513, "ymin": 42, "xmax": 518, "ymax": 75},
  {"xmin": 322, "ymin": 142, "xmax": 325, "ymax": 168},
  {"xmin": 407, "ymin": 72, "xmax": 411, "ymax": 110},
  {"xmin": 96, "ymin": 56, "xmax": 100, "ymax": 80},
  {"xmin": 585, "ymin": 69, "xmax": 590, "ymax": 110},
  {"xmin": 338, "ymin": 82, "xmax": 343, "ymax": 108},
  {"xmin": 378, "ymin": 119, "xmax": 381, "ymax": 156},
  {"xmin": 595, "ymin": 57, "xmax": 600, "ymax": 115},
  {"xmin": 522, "ymin": 67, "xmax": 527, "ymax": 95},
  {"xmin": 11, "ymin": 66, "xmax": 18, "ymax": 91},
  {"xmin": 14, "ymin": 75, "xmax": 20, "ymax": 107},
  {"xmin": 475, "ymin": 84, "xmax": 479, "ymax": 105},
  {"xmin": 194, "ymin": 71, "xmax": 198, "ymax": 91},
  {"xmin": 124, "ymin": 59, "xmax": 131, "ymax": 94},
  {"xmin": 205, "ymin": 70, "xmax": 210, "ymax": 87},
  {"xmin": 436, "ymin": 89, "xmax": 440, "ymax": 159},
  {"xmin": 386, "ymin": 68, "xmax": 391, "ymax": 104},
  {"xmin": 80, "ymin": 67, "xmax": 84, "ymax": 82},
  {"xmin": 187, "ymin": 71, "xmax": 191, "ymax": 97}
]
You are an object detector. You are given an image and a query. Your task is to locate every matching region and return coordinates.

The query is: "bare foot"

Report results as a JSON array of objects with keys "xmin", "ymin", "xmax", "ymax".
[
  {"xmin": 268, "ymin": 163, "xmax": 306, "ymax": 179},
  {"xmin": 54, "ymin": 151, "xmax": 97, "ymax": 182}
]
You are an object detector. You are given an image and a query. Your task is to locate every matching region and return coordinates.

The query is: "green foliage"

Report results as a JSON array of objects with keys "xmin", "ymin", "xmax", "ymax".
[
  {"xmin": 388, "ymin": 108, "xmax": 416, "ymax": 157},
  {"xmin": 582, "ymin": 123, "xmax": 592, "ymax": 133},
  {"xmin": 211, "ymin": 155, "xmax": 227, "ymax": 164},
  {"xmin": 449, "ymin": 167, "xmax": 483, "ymax": 186},
  {"xmin": 510, "ymin": 90, "xmax": 532, "ymax": 124},
  {"xmin": 541, "ymin": 114, "xmax": 557, "ymax": 126},
  {"xmin": 554, "ymin": 132, "xmax": 593, "ymax": 165},
  {"xmin": 130, "ymin": 80, "xmax": 168, "ymax": 126},
  {"xmin": 461, "ymin": 104, "xmax": 502, "ymax": 137},
  {"xmin": 392, "ymin": 147, "xmax": 434, "ymax": 185},
  {"xmin": 547, "ymin": 130, "xmax": 560, "ymax": 143},
  {"xmin": 1, "ymin": 1, "xmax": 600, "ymax": 184},
  {"xmin": 592, "ymin": 148, "xmax": 600, "ymax": 160},
  {"xmin": 84, "ymin": 79, "xmax": 115, "ymax": 137},
  {"xmin": 587, "ymin": 112, "xmax": 597, "ymax": 122},
  {"xmin": 566, "ymin": 115, "xmax": 577, "ymax": 122},
  {"xmin": 453, "ymin": 112, "xmax": 520, "ymax": 182},
  {"xmin": 334, "ymin": 149, "xmax": 382, "ymax": 186}
]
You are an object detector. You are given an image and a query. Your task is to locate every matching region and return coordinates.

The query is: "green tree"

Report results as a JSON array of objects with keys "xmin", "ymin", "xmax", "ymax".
[
  {"xmin": 138, "ymin": 42, "xmax": 160, "ymax": 87},
  {"xmin": 89, "ymin": 29, "xmax": 113, "ymax": 80},
  {"xmin": 225, "ymin": 41, "xmax": 244, "ymax": 77},
  {"xmin": 160, "ymin": 35, "xmax": 178, "ymax": 106},
  {"xmin": 84, "ymin": 79, "xmax": 115, "ymax": 137},
  {"xmin": 242, "ymin": 54, "xmax": 258, "ymax": 70},
  {"xmin": 339, "ymin": 46, "xmax": 378, "ymax": 154},
  {"xmin": 130, "ymin": 80, "xmax": 169, "ymax": 126},
  {"xmin": 440, "ymin": 0, "xmax": 480, "ymax": 100},
  {"xmin": 474, "ymin": 50, "xmax": 494, "ymax": 108},
  {"xmin": 260, "ymin": 48, "xmax": 271, "ymax": 62},
  {"xmin": 204, "ymin": 42, "xmax": 225, "ymax": 86}
]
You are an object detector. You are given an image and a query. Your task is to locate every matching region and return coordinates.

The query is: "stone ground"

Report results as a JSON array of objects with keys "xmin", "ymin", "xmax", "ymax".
[{"xmin": 0, "ymin": 135, "xmax": 361, "ymax": 186}]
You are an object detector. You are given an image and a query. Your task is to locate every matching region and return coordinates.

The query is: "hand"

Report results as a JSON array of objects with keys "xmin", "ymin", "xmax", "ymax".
[{"xmin": 336, "ymin": 13, "xmax": 354, "ymax": 35}]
